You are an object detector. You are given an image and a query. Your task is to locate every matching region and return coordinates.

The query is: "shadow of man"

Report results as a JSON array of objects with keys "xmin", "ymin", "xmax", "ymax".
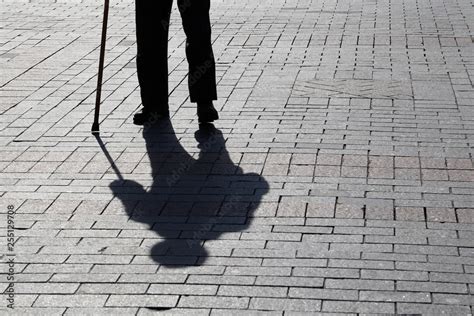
[{"xmin": 108, "ymin": 119, "xmax": 269, "ymax": 267}]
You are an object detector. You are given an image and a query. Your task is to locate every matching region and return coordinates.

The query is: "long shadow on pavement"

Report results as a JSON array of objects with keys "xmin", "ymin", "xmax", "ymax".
[{"xmin": 108, "ymin": 119, "xmax": 269, "ymax": 267}]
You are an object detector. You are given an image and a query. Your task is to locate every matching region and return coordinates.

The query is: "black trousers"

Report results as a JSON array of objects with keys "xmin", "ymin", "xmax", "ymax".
[{"xmin": 135, "ymin": 0, "xmax": 217, "ymax": 111}]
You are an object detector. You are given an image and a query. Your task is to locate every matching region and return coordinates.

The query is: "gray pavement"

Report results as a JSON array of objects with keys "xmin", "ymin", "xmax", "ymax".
[{"xmin": 1, "ymin": 0, "xmax": 474, "ymax": 314}]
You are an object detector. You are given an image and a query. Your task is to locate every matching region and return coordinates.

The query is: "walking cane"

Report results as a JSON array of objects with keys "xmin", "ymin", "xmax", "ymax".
[{"xmin": 91, "ymin": 0, "xmax": 110, "ymax": 134}]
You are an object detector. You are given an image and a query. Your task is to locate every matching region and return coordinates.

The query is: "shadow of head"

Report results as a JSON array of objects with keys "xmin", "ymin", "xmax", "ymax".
[{"xmin": 109, "ymin": 119, "xmax": 269, "ymax": 267}]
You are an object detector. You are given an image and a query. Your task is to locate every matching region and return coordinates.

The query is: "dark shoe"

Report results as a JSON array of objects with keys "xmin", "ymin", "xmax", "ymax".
[
  {"xmin": 133, "ymin": 109, "xmax": 169, "ymax": 125},
  {"xmin": 197, "ymin": 102, "xmax": 219, "ymax": 123}
]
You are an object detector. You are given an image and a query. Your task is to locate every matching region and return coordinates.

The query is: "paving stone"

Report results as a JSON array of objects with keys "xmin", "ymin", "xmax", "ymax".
[
  {"xmin": 362, "ymin": 252, "xmax": 426, "ymax": 263},
  {"xmin": 325, "ymin": 279, "xmax": 394, "ymax": 291},
  {"xmin": 249, "ymin": 298, "xmax": 321, "ymax": 312},
  {"xmin": 148, "ymin": 284, "xmax": 218, "ymax": 295},
  {"xmin": 255, "ymin": 276, "xmax": 323, "ymax": 287},
  {"xmin": 397, "ymin": 303, "xmax": 472, "ymax": 315},
  {"xmin": 64, "ymin": 308, "xmax": 139, "ymax": 315},
  {"xmin": 321, "ymin": 301, "xmax": 395, "ymax": 313},
  {"xmin": 106, "ymin": 295, "xmax": 179, "ymax": 308},
  {"xmin": 293, "ymin": 267, "xmax": 359, "ymax": 279},
  {"xmin": 359, "ymin": 290, "xmax": 431, "ymax": 303},
  {"xmin": 14, "ymin": 283, "xmax": 80, "ymax": 294},
  {"xmin": 395, "ymin": 244, "xmax": 459, "ymax": 256},
  {"xmin": 217, "ymin": 285, "xmax": 287, "ymax": 298},
  {"xmin": 178, "ymin": 296, "xmax": 249, "ymax": 309},
  {"xmin": 426, "ymin": 207, "xmax": 458, "ymax": 222},
  {"xmin": 289, "ymin": 288, "xmax": 358, "ymax": 301},
  {"xmin": 225, "ymin": 267, "xmax": 291, "ymax": 277},
  {"xmin": 118, "ymin": 274, "xmax": 187, "ymax": 284},
  {"xmin": 430, "ymin": 272, "xmax": 474, "ymax": 284},
  {"xmin": 397, "ymin": 281, "xmax": 468, "ymax": 293},
  {"xmin": 78, "ymin": 283, "xmax": 148, "ymax": 294},
  {"xmin": 139, "ymin": 308, "xmax": 210, "ymax": 315},
  {"xmin": 187, "ymin": 275, "xmax": 255, "ymax": 285},
  {"xmin": 432, "ymin": 293, "xmax": 474, "ymax": 305},
  {"xmin": 34, "ymin": 295, "xmax": 108, "ymax": 307},
  {"xmin": 51, "ymin": 274, "xmax": 120, "ymax": 283},
  {"xmin": 361, "ymin": 269, "xmax": 428, "ymax": 281},
  {"xmin": 211, "ymin": 310, "xmax": 277, "ymax": 316},
  {"xmin": 396, "ymin": 261, "xmax": 464, "ymax": 273},
  {"xmin": 1, "ymin": 308, "xmax": 65, "ymax": 316}
]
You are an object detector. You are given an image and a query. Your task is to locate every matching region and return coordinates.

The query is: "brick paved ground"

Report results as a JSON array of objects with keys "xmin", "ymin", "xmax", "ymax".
[{"xmin": 1, "ymin": 0, "xmax": 474, "ymax": 314}]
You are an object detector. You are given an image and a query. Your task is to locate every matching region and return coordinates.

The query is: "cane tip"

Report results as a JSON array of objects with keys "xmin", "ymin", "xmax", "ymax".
[{"xmin": 91, "ymin": 122, "xmax": 100, "ymax": 134}]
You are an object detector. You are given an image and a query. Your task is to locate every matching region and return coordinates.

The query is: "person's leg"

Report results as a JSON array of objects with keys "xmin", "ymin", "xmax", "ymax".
[
  {"xmin": 135, "ymin": 0, "xmax": 173, "ymax": 114},
  {"xmin": 177, "ymin": 0, "xmax": 218, "ymax": 105}
]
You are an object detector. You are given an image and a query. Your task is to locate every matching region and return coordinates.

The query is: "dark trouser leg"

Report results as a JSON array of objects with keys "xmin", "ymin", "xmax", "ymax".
[
  {"xmin": 178, "ymin": 0, "xmax": 217, "ymax": 103},
  {"xmin": 135, "ymin": 0, "xmax": 173, "ymax": 111}
]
